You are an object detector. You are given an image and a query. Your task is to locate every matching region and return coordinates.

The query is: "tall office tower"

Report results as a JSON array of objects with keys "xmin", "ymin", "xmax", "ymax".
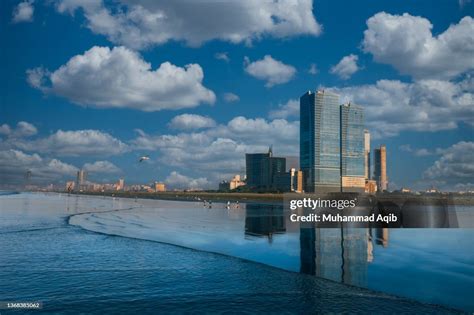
[
  {"xmin": 364, "ymin": 130, "xmax": 370, "ymax": 180},
  {"xmin": 76, "ymin": 169, "xmax": 86, "ymax": 187},
  {"xmin": 246, "ymin": 146, "xmax": 286, "ymax": 190},
  {"xmin": 340, "ymin": 103, "xmax": 365, "ymax": 192},
  {"xmin": 300, "ymin": 90, "xmax": 341, "ymax": 193},
  {"xmin": 373, "ymin": 145, "xmax": 388, "ymax": 192},
  {"xmin": 117, "ymin": 178, "xmax": 125, "ymax": 191}
]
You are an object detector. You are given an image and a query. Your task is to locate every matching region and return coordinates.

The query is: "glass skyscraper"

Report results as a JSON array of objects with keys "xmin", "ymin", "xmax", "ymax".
[
  {"xmin": 300, "ymin": 90, "xmax": 341, "ymax": 193},
  {"xmin": 245, "ymin": 147, "xmax": 286, "ymax": 190},
  {"xmin": 340, "ymin": 103, "xmax": 365, "ymax": 192}
]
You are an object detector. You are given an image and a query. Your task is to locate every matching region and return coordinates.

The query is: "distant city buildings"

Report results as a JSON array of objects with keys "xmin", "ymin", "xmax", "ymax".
[
  {"xmin": 65, "ymin": 181, "xmax": 75, "ymax": 192},
  {"xmin": 300, "ymin": 90, "xmax": 341, "ymax": 193},
  {"xmin": 219, "ymin": 175, "xmax": 246, "ymax": 191},
  {"xmin": 116, "ymin": 178, "xmax": 125, "ymax": 191},
  {"xmin": 76, "ymin": 169, "xmax": 86, "ymax": 189},
  {"xmin": 374, "ymin": 145, "xmax": 388, "ymax": 192},
  {"xmin": 154, "ymin": 182, "xmax": 166, "ymax": 192}
]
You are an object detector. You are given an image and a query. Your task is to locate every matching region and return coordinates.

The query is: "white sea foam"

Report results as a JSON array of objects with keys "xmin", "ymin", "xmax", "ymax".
[{"xmin": 69, "ymin": 198, "xmax": 301, "ymax": 271}]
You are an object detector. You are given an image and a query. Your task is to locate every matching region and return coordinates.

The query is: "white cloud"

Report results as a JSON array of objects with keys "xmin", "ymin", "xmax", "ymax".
[
  {"xmin": 223, "ymin": 92, "xmax": 240, "ymax": 103},
  {"xmin": 268, "ymin": 99, "xmax": 299, "ymax": 119},
  {"xmin": 363, "ymin": 13, "xmax": 474, "ymax": 79},
  {"xmin": 0, "ymin": 121, "xmax": 37, "ymax": 138},
  {"xmin": 215, "ymin": 52, "xmax": 230, "ymax": 62},
  {"xmin": 12, "ymin": 0, "xmax": 34, "ymax": 23},
  {"xmin": 168, "ymin": 114, "xmax": 216, "ymax": 130},
  {"xmin": 165, "ymin": 171, "xmax": 210, "ymax": 190},
  {"xmin": 0, "ymin": 149, "xmax": 77, "ymax": 186},
  {"xmin": 308, "ymin": 63, "xmax": 318, "ymax": 75},
  {"xmin": 54, "ymin": 0, "xmax": 321, "ymax": 49},
  {"xmin": 399, "ymin": 144, "xmax": 435, "ymax": 157},
  {"xmin": 327, "ymin": 77, "xmax": 474, "ymax": 138},
  {"xmin": 330, "ymin": 54, "xmax": 360, "ymax": 80},
  {"xmin": 27, "ymin": 46, "xmax": 215, "ymax": 111},
  {"xmin": 0, "ymin": 124, "xmax": 11, "ymax": 136},
  {"xmin": 83, "ymin": 160, "xmax": 122, "ymax": 174},
  {"xmin": 244, "ymin": 55, "xmax": 296, "ymax": 87},
  {"xmin": 16, "ymin": 129, "xmax": 129, "ymax": 157},
  {"xmin": 423, "ymin": 141, "xmax": 474, "ymax": 190},
  {"xmin": 131, "ymin": 116, "xmax": 299, "ymax": 184}
]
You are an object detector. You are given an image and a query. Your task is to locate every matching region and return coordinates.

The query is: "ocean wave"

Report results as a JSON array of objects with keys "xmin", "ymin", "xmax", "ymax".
[{"xmin": 0, "ymin": 191, "xmax": 20, "ymax": 196}]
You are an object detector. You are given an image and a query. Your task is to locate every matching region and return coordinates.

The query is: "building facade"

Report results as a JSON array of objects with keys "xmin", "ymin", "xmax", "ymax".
[
  {"xmin": 76, "ymin": 170, "xmax": 86, "ymax": 189},
  {"xmin": 246, "ymin": 147, "xmax": 286, "ymax": 190},
  {"xmin": 374, "ymin": 145, "xmax": 388, "ymax": 192},
  {"xmin": 273, "ymin": 168, "xmax": 303, "ymax": 192},
  {"xmin": 300, "ymin": 90, "xmax": 341, "ymax": 193},
  {"xmin": 340, "ymin": 103, "xmax": 365, "ymax": 193},
  {"xmin": 219, "ymin": 175, "xmax": 246, "ymax": 191},
  {"xmin": 364, "ymin": 130, "xmax": 370, "ymax": 180},
  {"xmin": 154, "ymin": 182, "xmax": 166, "ymax": 192}
]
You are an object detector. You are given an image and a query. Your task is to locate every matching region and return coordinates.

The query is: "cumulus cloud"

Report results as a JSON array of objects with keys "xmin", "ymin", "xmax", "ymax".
[
  {"xmin": 27, "ymin": 46, "xmax": 215, "ymax": 111},
  {"xmin": 53, "ymin": 0, "xmax": 321, "ymax": 49},
  {"xmin": 0, "ymin": 121, "xmax": 37, "ymax": 138},
  {"xmin": 12, "ymin": 0, "xmax": 34, "ymax": 23},
  {"xmin": 16, "ymin": 129, "xmax": 129, "ymax": 157},
  {"xmin": 330, "ymin": 54, "xmax": 360, "ymax": 80},
  {"xmin": 399, "ymin": 144, "xmax": 436, "ymax": 157},
  {"xmin": 215, "ymin": 52, "xmax": 230, "ymax": 62},
  {"xmin": 168, "ymin": 114, "xmax": 216, "ymax": 130},
  {"xmin": 223, "ymin": 92, "xmax": 240, "ymax": 103},
  {"xmin": 423, "ymin": 141, "xmax": 474, "ymax": 190},
  {"xmin": 165, "ymin": 171, "xmax": 210, "ymax": 190},
  {"xmin": 131, "ymin": 116, "xmax": 299, "ymax": 183},
  {"xmin": 244, "ymin": 55, "xmax": 296, "ymax": 87},
  {"xmin": 83, "ymin": 160, "xmax": 122, "ymax": 174},
  {"xmin": 268, "ymin": 99, "xmax": 299, "ymax": 119},
  {"xmin": 0, "ymin": 149, "xmax": 77, "ymax": 186},
  {"xmin": 308, "ymin": 63, "xmax": 318, "ymax": 75},
  {"xmin": 363, "ymin": 12, "xmax": 474, "ymax": 79},
  {"xmin": 327, "ymin": 77, "xmax": 474, "ymax": 138}
]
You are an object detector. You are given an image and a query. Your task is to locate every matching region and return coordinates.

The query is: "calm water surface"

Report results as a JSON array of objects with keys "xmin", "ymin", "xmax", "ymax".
[{"xmin": 0, "ymin": 192, "xmax": 472, "ymax": 314}]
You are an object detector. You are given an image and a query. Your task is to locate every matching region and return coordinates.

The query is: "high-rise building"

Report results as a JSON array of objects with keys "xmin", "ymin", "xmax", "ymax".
[
  {"xmin": 246, "ymin": 147, "xmax": 286, "ymax": 190},
  {"xmin": 76, "ymin": 170, "xmax": 86, "ymax": 188},
  {"xmin": 300, "ymin": 90, "xmax": 341, "ymax": 193},
  {"xmin": 364, "ymin": 130, "xmax": 370, "ymax": 180},
  {"xmin": 116, "ymin": 178, "xmax": 125, "ymax": 191},
  {"xmin": 374, "ymin": 145, "xmax": 388, "ymax": 191},
  {"xmin": 340, "ymin": 103, "xmax": 365, "ymax": 193}
]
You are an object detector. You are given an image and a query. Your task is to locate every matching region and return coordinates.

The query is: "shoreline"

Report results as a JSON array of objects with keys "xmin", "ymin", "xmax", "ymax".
[{"xmin": 42, "ymin": 190, "xmax": 474, "ymax": 206}]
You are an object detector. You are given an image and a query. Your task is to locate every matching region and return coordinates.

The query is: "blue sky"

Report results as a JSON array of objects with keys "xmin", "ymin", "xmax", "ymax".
[{"xmin": 1, "ymin": 0, "xmax": 473, "ymax": 191}]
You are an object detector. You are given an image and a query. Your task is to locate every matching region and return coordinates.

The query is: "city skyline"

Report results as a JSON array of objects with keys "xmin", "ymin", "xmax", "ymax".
[{"xmin": 1, "ymin": 1, "xmax": 473, "ymax": 191}]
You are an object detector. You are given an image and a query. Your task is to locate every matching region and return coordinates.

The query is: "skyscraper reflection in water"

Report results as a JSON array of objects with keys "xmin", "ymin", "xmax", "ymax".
[
  {"xmin": 245, "ymin": 204, "xmax": 286, "ymax": 242},
  {"xmin": 300, "ymin": 226, "xmax": 375, "ymax": 288}
]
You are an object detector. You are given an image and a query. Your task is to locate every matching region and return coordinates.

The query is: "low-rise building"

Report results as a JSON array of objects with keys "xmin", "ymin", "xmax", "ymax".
[
  {"xmin": 154, "ymin": 182, "xmax": 166, "ymax": 192},
  {"xmin": 219, "ymin": 175, "xmax": 246, "ymax": 191}
]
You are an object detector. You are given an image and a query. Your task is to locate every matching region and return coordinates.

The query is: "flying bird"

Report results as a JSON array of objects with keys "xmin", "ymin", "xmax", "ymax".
[{"xmin": 139, "ymin": 155, "xmax": 150, "ymax": 162}]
